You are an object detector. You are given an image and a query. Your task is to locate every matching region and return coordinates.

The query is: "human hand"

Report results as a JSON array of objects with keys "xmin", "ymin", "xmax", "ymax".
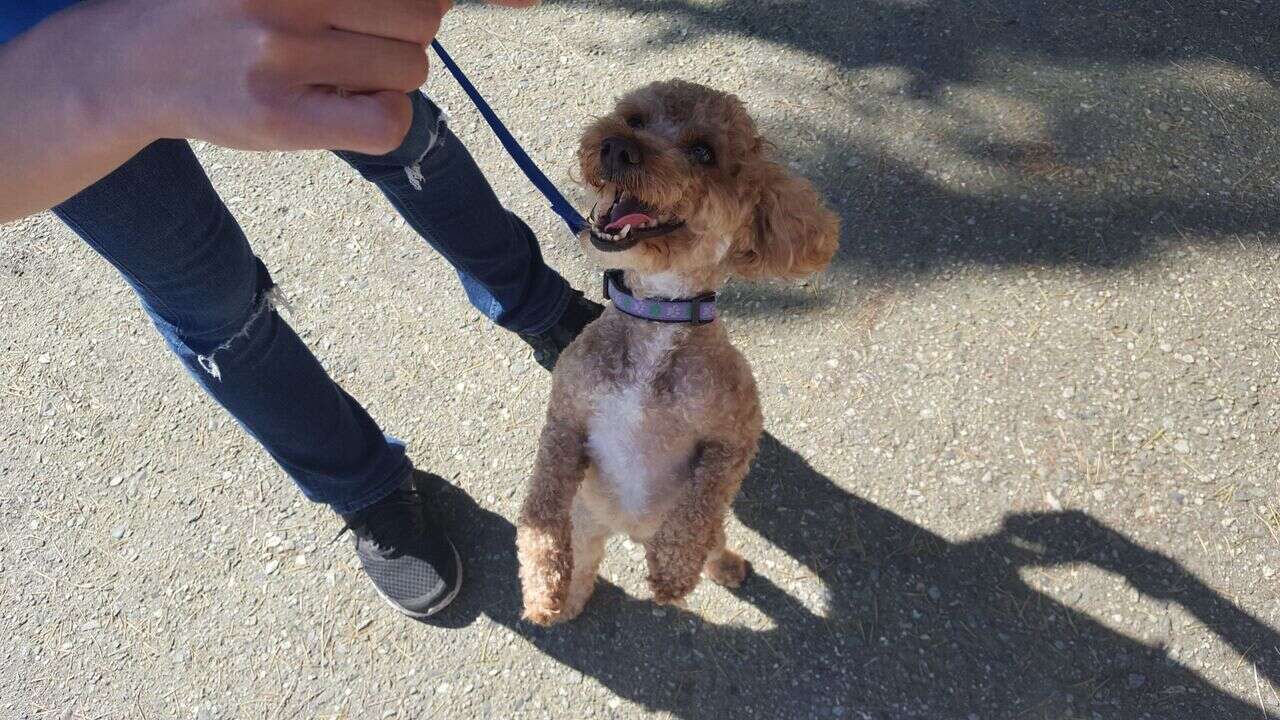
[
  {"xmin": 0, "ymin": 0, "xmax": 547, "ymax": 220},
  {"xmin": 107, "ymin": 0, "xmax": 457, "ymax": 154}
]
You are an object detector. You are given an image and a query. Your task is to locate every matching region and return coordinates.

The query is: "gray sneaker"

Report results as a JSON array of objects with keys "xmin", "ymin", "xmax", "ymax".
[
  {"xmin": 337, "ymin": 474, "xmax": 462, "ymax": 618},
  {"xmin": 518, "ymin": 289, "xmax": 605, "ymax": 371}
]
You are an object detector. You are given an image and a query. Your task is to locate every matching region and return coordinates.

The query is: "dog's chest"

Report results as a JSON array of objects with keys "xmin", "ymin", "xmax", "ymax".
[{"xmin": 584, "ymin": 326, "xmax": 697, "ymax": 519}]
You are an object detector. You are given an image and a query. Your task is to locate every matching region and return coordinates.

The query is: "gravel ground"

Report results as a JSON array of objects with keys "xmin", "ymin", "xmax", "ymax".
[{"xmin": 3, "ymin": 1, "xmax": 1279, "ymax": 718}]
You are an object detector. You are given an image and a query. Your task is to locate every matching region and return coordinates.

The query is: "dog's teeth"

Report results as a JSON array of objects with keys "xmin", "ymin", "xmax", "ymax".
[{"xmin": 620, "ymin": 224, "xmax": 632, "ymax": 238}]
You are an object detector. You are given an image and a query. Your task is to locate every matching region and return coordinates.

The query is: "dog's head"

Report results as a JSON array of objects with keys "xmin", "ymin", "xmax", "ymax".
[{"xmin": 578, "ymin": 80, "xmax": 839, "ymax": 291}]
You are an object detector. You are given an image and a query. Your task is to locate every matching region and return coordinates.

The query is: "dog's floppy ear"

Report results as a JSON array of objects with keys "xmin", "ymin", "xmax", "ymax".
[{"xmin": 727, "ymin": 157, "xmax": 840, "ymax": 280}]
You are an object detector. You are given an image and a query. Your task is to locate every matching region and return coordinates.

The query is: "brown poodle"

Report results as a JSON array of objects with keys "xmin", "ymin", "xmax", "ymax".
[{"xmin": 516, "ymin": 80, "xmax": 840, "ymax": 625}]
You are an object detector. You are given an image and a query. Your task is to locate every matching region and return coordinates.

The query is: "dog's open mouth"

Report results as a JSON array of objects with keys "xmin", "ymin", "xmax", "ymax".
[{"xmin": 588, "ymin": 189, "xmax": 685, "ymax": 252}]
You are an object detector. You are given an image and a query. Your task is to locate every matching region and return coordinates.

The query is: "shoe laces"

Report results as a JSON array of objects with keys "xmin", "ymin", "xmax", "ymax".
[{"xmin": 332, "ymin": 488, "xmax": 425, "ymax": 553}]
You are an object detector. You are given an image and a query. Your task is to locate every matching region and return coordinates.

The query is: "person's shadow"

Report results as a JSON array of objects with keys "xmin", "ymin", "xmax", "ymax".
[{"xmin": 418, "ymin": 430, "xmax": 1277, "ymax": 718}]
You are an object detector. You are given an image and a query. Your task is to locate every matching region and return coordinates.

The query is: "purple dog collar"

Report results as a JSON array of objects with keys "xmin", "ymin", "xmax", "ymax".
[{"xmin": 603, "ymin": 270, "xmax": 717, "ymax": 324}]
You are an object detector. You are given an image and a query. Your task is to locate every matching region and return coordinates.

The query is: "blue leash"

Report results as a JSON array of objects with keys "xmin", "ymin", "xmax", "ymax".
[{"xmin": 430, "ymin": 39, "xmax": 588, "ymax": 236}]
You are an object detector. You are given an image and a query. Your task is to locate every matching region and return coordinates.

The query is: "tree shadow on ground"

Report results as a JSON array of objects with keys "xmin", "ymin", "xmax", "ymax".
[
  {"xmin": 553, "ymin": 0, "xmax": 1278, "ymax": 94},
  {"xmin": 548, "ymin": 0, "xmax": 1280, "ymax": 282},
  {"xmin": 424, "ymin": 429, "xmax": 1277, "ymax": 718}
]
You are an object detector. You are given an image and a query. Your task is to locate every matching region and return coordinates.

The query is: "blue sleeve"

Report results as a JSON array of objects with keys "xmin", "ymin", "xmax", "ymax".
[{"xmin": 0, "ymin": 1, "xmax": 84, "ymax": 44}]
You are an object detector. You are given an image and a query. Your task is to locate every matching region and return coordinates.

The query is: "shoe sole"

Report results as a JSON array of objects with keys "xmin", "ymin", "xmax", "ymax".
[{"xmin": 370, "ymin": 539, "xmax": 463, "ymax": 619}]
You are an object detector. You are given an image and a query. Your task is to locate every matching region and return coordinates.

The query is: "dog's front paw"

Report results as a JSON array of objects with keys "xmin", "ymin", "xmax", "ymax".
[
  {"xmin": 704, "ymin": 550, "xmax": 750, "ymax": 588},
  {"xmin": 649, "ymin": 572, "xmax": 699, "ymax": 606},
  {"xmin": 653, "ymin": 594, "xmax": 689, "ymax": 610},
  {"xmin": 523, "ymin": 594, "xmax": 590, "ymax": 625},
  {"xmin": 517, "ymin": 523, "xmax": 573, "ymax": 626},
  {"xmin": 520, "ymin": 577, "xmax": 574, "ymax": 626},
  {"xmin": 645, "ymin": 540, "xmax": 706, "ymax": 606},
  {"xmin": 522, "ymin": 597, "xmax": 567, "ymax": 626}
]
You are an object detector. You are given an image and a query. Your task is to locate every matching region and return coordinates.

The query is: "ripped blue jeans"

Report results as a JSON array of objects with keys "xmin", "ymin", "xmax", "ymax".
[{"xmin": 53, "ymin": 92, "xmax": 572, "ymax": 513}]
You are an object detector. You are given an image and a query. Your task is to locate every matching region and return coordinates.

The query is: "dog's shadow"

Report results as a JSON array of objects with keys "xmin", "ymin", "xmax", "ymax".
[{"xmin": 422, "ymin": 431, "xmax": 1276, "ymax": 718}]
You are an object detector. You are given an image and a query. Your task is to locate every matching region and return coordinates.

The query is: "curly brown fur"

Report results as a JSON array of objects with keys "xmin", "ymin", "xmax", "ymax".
[
  {"xmin": 517, "ymin": 80, "xmax": 839, "ymax": 625},
  {"xmin": 516, "ymin": 384, "xmax": 589, "ymax": 625}
]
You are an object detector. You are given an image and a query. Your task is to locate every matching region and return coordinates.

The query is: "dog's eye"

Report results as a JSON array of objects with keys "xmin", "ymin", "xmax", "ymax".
[
  {"xmin": 688, "ymin": 142, "xmax": 715, "ymax": 165},
  {"xmin": 626, "ymin": 115, "xmax": 645, "ymax": 129}
]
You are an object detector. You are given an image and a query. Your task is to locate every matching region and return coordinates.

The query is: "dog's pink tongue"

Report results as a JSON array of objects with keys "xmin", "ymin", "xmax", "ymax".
[{"xmin": 605, "ymin": 213, "xmax": 652, "ymax": 233}]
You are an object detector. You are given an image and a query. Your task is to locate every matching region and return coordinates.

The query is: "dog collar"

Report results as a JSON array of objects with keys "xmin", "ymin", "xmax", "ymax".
[{"xmin": 603, "ymin": 270, "xmax": 717, "ymax": 324}]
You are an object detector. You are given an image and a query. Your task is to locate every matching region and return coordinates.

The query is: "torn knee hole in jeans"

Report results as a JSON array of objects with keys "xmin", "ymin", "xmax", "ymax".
[
  {"xmin": 195, "ymin": 287, "xmax": 295, "ymax": 381},
  {"xmin": 404, "ymin": 105, "xmax": 450, "ymax": 191}
]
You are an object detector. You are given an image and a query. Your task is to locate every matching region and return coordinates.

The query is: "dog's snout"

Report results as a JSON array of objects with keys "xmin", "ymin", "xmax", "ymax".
[{"xmin": 600, "ymin": 136, "xmax": 642, "ymax": 176}]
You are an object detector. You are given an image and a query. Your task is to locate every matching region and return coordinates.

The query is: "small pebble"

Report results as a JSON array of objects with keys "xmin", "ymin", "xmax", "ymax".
[{"xmin": 1045, "ymin": 491, "xmax": 1063, "ymax": 511}]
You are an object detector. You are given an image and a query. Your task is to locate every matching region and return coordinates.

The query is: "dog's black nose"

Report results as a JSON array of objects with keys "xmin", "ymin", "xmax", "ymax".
[{"xmin": 600, "ymin": 136, "xmax": 642, "ymax": 176}]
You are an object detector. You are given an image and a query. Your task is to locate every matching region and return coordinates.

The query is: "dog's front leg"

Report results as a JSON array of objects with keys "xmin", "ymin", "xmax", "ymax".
[
  {"xmin": 517, "ymin": 399, "xmax": 589, "ymax": 626},
  {"xmin": 646, "ymin": 439, "xmax": 755, "ymax": 605}
]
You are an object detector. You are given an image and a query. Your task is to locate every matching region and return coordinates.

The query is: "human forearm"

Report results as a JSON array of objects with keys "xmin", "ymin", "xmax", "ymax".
[
  {"xmin": 0, "ymin": 0, "xmax": 478, "ymax": 224},
  {"xmin": 0, "ymin": 1, "xmax": 152, "ymax": 222},
  {"xmin": 0, "ymin": 0, "xmax": 546, "ymax": 224}
]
